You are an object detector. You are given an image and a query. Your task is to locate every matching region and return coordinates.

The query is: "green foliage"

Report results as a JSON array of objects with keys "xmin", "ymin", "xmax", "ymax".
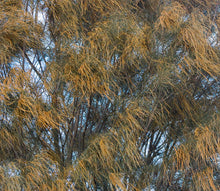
[{"xmin": 0, "ymin": 0, "xmax": 220, "ymax": 190}]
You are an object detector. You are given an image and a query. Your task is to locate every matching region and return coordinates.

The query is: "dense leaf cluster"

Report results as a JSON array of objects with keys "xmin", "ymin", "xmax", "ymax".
[{"xmin": 0, "ymin": 0, "xmax": 219, "ymax": 190}]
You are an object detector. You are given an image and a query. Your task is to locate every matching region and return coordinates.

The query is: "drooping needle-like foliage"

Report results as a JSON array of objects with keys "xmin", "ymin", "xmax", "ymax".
[{"xmin": 0, "ymin": 0, "xmax": 220, "ymax": 190}]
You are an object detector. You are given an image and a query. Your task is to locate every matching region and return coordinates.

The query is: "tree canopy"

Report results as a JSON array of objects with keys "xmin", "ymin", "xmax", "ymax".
[{"xmin": 0, "ymin": 0, "xmax": 220, "ymax": 190}]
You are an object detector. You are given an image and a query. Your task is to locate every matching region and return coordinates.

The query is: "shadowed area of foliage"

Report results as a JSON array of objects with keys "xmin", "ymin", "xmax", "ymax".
[{"xmin": 0, "ymin": 0, "xmax": 220, "ymax": 190}]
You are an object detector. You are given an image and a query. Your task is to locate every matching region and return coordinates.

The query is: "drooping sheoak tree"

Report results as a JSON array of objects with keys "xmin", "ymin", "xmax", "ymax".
[{"xmin": 0, "ymin": 0, "xmax": 219, "ymax": 190}]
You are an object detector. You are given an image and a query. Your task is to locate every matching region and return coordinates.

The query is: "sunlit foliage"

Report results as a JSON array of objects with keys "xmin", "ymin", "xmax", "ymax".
[{"xmin": 0, "ymin": 0, "xmax": 220, "ymax": 190}]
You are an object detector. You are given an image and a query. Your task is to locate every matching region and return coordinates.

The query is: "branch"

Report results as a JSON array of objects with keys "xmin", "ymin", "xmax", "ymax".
[{"xmin": 24, "ymin": 51, "xmax": 42, "ymax": 79}]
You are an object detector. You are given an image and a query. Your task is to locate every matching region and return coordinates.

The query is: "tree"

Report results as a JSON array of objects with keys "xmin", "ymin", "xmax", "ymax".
[{"xmin": 0, "ymin": 0, "xmax": 219, "ymax": 190}]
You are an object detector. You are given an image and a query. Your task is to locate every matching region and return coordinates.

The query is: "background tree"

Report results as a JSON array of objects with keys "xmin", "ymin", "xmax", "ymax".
[{"xmin": 0, "ymin": 0, "xmax": 219, "ymax": 190}]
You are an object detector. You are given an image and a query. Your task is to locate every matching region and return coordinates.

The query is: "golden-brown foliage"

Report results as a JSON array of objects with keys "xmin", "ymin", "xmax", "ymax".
[{"xmin": 0, "ymin": 0, "xmax": 219, "ymax": 190}]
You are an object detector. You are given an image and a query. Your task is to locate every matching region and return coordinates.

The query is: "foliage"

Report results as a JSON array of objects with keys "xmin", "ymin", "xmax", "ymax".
[{"xmin": 0, "ymin": 0, "xmax": 220, "ymax": 190}]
